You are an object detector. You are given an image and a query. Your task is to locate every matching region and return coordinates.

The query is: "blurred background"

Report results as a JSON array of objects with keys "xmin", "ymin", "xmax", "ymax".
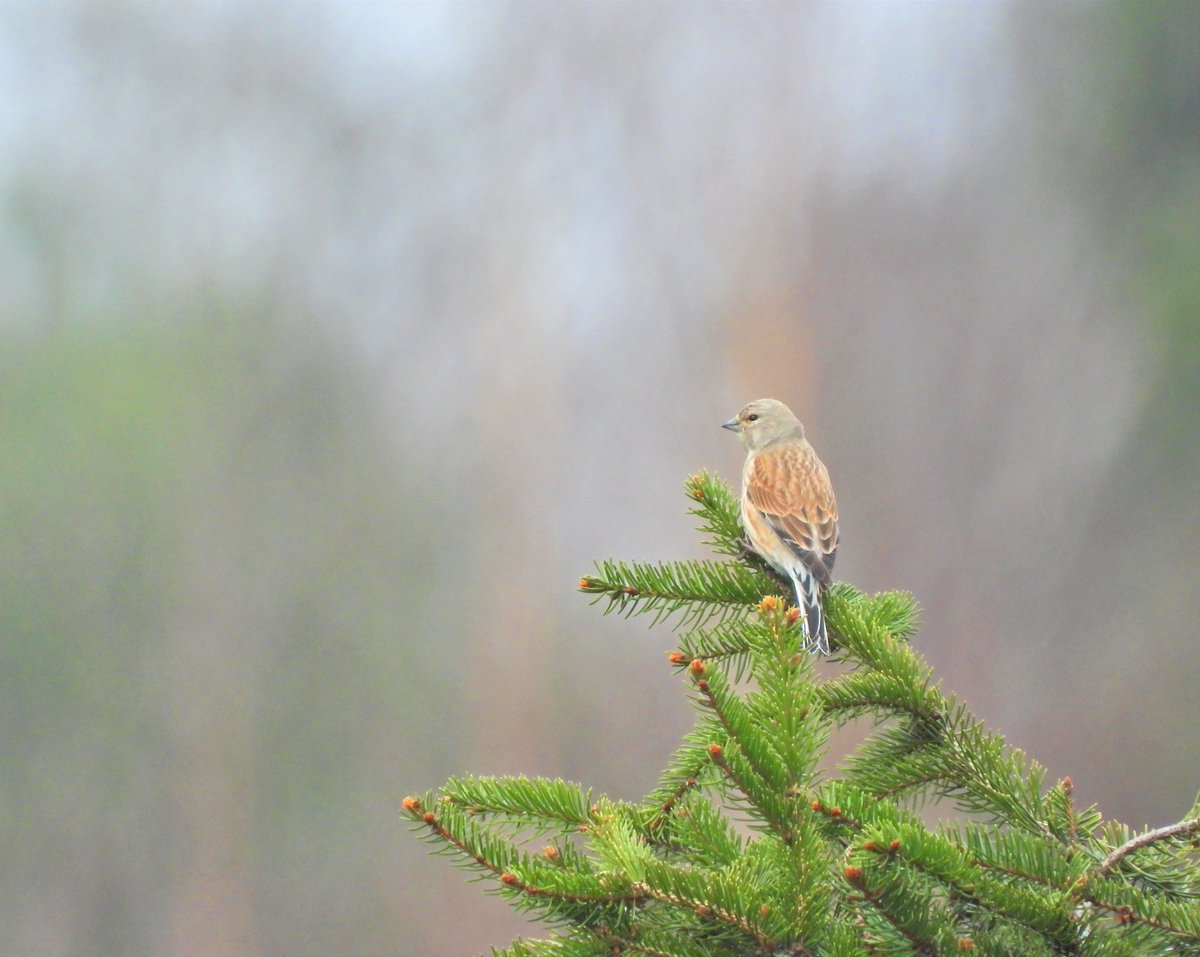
[{"xmin": 1, "ymin": 3, "xmax": 1197, "ymax": 954}]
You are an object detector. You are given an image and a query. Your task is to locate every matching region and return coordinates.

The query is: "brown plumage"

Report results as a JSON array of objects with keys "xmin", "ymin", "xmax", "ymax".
[{"xmin": 723, "ymin": 398, "xmax": 839, "ymax": 653}]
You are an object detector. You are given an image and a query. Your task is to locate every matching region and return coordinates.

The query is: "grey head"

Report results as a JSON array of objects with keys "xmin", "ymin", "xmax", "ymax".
[{"xmin": 721, "ymin": 398, "xmax": 805, "ymax": 452}]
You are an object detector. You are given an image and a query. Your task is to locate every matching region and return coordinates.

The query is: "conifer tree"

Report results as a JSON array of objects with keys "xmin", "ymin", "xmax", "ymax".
[{"xmin": 404, "ymin": 472, "xmax": 1200, "ymax": 956}]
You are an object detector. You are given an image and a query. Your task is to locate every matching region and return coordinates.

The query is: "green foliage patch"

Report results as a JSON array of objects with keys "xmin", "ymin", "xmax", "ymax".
[{"xmin": 406, "ymin": 473, "xmax": 1199, "ymax": 956}]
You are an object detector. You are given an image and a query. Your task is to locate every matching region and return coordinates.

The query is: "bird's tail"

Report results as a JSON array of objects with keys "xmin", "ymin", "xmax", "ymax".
[{"xmin": 789, "ymin": 570, "xmax": 829, "ymax": 655}]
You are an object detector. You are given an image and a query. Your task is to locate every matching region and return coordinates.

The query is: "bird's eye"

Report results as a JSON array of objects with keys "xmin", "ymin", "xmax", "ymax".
[{"xmin": 747, "ymin": 414, "xmax": 759, "ymax": 422}]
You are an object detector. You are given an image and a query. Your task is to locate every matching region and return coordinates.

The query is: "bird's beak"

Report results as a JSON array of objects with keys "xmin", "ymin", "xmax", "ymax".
[{"xmin": 721, "ymin": 417, "xmax": 740, "ymax": 432}]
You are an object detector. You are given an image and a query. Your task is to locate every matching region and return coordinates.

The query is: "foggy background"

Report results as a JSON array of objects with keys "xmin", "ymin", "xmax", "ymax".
[{"xmin": 1, "ymin": 3, "xmax": 1197, "ymax": 954}]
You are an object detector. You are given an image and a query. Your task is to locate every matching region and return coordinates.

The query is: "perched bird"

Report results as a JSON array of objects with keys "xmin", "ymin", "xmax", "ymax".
[{"xmin": 723, "ymin": 398, "xmax": 839, "ymax": 654}]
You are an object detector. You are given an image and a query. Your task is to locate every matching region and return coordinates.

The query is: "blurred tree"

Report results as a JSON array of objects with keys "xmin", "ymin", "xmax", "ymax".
[
  {"xmin": 0, "ymin": 321, "xmax": 460, "ymax": 955},
  {"xmin": 1009, "ymin": 0, "xmax": 1200, "ymax": 820},
  {"xmin": 1090, "ymin": 0, "xmax": 1200, "ymax": 471}
]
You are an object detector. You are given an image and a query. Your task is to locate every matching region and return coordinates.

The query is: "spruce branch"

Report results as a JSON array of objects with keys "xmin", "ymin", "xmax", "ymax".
[
  {"xmin": 645, "ymin": 721, "xmax": 726, "ymax": 832},
  {"xmin": 441, "ymin": 775, "xmax": 595, "ymax": 830},
  {"xmin": 704, "ymin": 738, "xmax": 797, "ymax": 846},
  {"xmin": 1081, "ymin": 874, "xmax": 1200, "ymax": 941},
  {"xmin": 632, "ymin": 859, "xmax": 783, "ymax": 951},
  {"xmin": 674, "ymin": 620, "xmax": 755, "ymax": 681},
  {"xmin": 651, "ymin": 792, "xmax": 744, "ymax": 868},
  {"xmin": 404, "ymin": 796, "xmax": 638, "ymax": 908},
  {"xmin": 579, "ymin": 559, "xmax": 774, "ymax": 629},
  {"xmin": 818, "ymin": 671, "xmax": 944, "ymax": 725},
  {"xmin": 684, "ymin": 470, "xmax": 747, "ymax": 558},
  {"xmin": 1097, "ymin": 817, "xmax": 1200, "ymax": 877},
  {"xmin": 952, "ymin": 821, "xmax": 1089, "ymax": 889},
  {"xmin": 842, "ymin": 857, "xmax": 950, "ymax": 956},
  {"xmin": 1045, "ymin": 776, "xmax": 1104, "ymax": 846},
  {"xmin": 854, "ymin": 819, "xmax": 1078, "ymax": 945}
]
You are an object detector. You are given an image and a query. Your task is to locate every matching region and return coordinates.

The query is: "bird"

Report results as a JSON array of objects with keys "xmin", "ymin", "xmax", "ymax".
[{"xmin": 723, "ymin": 398, "xmax": 839, "ymax": 654}]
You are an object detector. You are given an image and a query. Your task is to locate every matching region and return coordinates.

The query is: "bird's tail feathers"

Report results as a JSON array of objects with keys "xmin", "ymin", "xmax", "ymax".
[{"xmin": 788, "ymin": 569, "xmax": 829, "ymax": 656}]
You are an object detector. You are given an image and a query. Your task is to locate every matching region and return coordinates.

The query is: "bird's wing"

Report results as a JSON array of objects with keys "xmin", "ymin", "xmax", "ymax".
[{"xmin": 746, "ymin": 440, "xmax": 839, "ymax": 587}]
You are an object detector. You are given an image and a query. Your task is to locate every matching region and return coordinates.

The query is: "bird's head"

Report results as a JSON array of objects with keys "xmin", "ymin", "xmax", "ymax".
[{"xmin": 722, "ymin": 398, "xmax": 805, "ymax": 451}]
